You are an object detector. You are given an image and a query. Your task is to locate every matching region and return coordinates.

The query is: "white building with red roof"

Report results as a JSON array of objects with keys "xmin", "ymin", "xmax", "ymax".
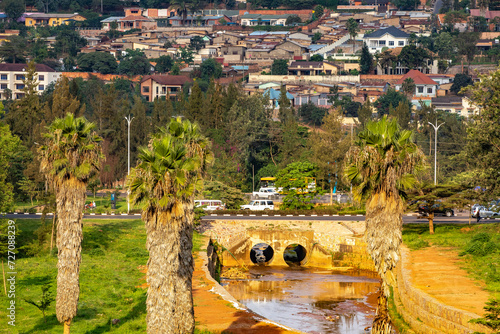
[{"xmin": 394, "ymin": 69, "xmax": 438, "ymax": 97}]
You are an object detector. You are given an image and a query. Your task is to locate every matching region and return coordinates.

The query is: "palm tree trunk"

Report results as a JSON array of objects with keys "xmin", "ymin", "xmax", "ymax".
[
  {"xmin": 55, "ymin": 179, "xmax": 86, "ymax": 327},
  {"xmin": 365, "ymin": 192, "xmax": 403, "ymax": 333},
  {"xmin": 144, "ymin": 204, "xmax": 195, "ymax": 334}
]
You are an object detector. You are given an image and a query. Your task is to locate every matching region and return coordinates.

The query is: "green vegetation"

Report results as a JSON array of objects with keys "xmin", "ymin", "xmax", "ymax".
[
  {"xmin": 0, "ymin": 218, "xmax": 212, "ymax": 333},
  {"xmin": 402, "ymin": 223, "xmax": 500, "ymax": 295}
]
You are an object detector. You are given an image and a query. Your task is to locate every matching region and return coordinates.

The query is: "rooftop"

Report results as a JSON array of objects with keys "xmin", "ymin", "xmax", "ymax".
[{"xmin": 363, "ymin": 26, "xmax": 409, "ymax": 39}]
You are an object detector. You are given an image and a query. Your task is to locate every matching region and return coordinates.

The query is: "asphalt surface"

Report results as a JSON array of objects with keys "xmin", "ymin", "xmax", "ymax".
[
  {"xmin": 433, "ymin": 0, "xmax": 443, "ymax": 14},
  {"xmin": 3, "ymin": 213, "xmax": 497, "ymax": 225}
]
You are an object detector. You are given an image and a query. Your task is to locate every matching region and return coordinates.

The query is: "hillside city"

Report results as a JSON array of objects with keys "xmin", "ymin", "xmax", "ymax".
[{"xmin": 1, "ymin": 0, "xmax": 500, "ymax": 333}]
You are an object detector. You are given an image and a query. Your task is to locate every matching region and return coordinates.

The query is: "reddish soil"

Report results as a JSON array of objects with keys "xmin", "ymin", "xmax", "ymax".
[
  {"xmin": 192, "ymin": 255, "xmax": 301, "ymax": 334},
  {"xmin": 405, "ymin": 246, "xmax": 491, "ymax": 316}
]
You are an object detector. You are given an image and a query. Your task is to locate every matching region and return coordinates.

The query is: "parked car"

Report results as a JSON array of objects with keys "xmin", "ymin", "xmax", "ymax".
[
  {"xmin": 240, "ymin": 200, "xmax": 274, "ymax": 211},
  {"xmin": 252, "ymin": 187, "xmax": 279, "ymax": 198},
  {"xmin": 194, "ymin": 200, "xmax": 225, "ymax": 211},
  {"xmin": 418, "ymin": 204, "xmax": 454, "ymax": 217},
  {"xmin": 471, "ymin": 205, "xmax": 495, "ymax": 218}
]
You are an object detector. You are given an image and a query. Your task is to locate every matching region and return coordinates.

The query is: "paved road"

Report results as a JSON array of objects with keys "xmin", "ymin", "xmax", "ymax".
[{"xmin": 3, "ymin": 213, "xmax": 497, "ymax": 225}]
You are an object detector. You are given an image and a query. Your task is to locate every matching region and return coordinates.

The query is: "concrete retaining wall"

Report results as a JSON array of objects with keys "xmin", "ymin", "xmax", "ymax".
[
  {"xmin": 394, "ymin": 247, "xmax": 491, "ymax": 334},
  {"xmin": 248, "ymin": 74, "xmax": 360, "ymax": 84}
]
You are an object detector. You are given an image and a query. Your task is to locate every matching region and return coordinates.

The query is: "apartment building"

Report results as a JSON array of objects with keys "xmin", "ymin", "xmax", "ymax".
[
  {"xmin": 140, "ymin": 75, "xmax": 192, "ymax": 101},
  {"xmin": 0, "ymin": 63, "xmax": 61, "ymax": 100}
]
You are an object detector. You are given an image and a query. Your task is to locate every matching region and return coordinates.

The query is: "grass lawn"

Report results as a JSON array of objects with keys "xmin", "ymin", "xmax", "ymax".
[
  {"xmin": 0, "ymin": 218, "xmax": 208, "ymax": 334},
  {"xmin": 403, "ymin": 222, "xmax": 500, "ymax": 297}
]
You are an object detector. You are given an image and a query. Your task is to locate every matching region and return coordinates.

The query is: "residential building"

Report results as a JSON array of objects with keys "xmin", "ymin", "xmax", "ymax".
[
  {"xmin": 363, "ymin": 26, "xmax": 410, "ymax": 53},
  {"xmin": 118, "ymin": 15, "xmax": 157, "ymax": 31},
  {"xmin": 0, "ymin": 63, "xmax": 60, "ymax": 100},
  {"xmin": 168, "ymin": 15, "xmax": 229, "ymax": 27},
  {"xmin": 140, "ymin": 75, "xmax": 192, "ymax": 101},
  {"xmin": 288, "ymin": 61, "xmax": 339, "ymax": 75},
  {"xmin": 25, "ymin": 13, "xmax": 86, "ymax": 27},
  {"xmin": 431, "ymin": 96, "xmax": 480, "ymax": 118},
  {"xmin": 394, "ymin": 69, "xmax": 438, "ymax": 104},
  {"xmin": 240, "ymin": 14, "xmax": 291, "ymax": 26}
]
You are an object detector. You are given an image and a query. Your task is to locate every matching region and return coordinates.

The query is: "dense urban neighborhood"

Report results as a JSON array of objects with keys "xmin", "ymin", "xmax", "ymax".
[{"xmin": 1, "ymin": 0, "xmax": 500, "ymax": 333}]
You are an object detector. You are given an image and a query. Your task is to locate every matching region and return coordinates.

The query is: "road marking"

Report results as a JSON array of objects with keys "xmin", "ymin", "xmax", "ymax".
[
  {"xmin": 299, "ymin": 215, "xmax": 305, "ymax": 216},
  {"xmin": 237, "ymin": 214, "xmax": 243, "ymax": 216},
  {"xmin": 333, "ymin": 214, "xmax": 339, "ymax": 216},
  {"xmin": 24, "ymin": 213, "xmax": 29, "ymax": 215},
  {"xmin": 111, "ymin": 213, "xmax": 115, "ymax": 215},
  {"xmin": 357, "ymin": 214, "xmax": 363, "ymax": 216},
  {"xmin": 250, "ymin": 214, "xmax": 256, "ymax": 216},
  {"xmin": 223, "ymin": 214, "xmax": 230, "ymax": 216},
  {"xmin": 211, "ymin": 214, "xmax": 217, "ymax": 216},
  {"xmin": 121, "ymin": 213, "xmax": 127, "ymax": 216},
  {"xmin": 90, "ymin": 213, "xmax": 95, "ymax": 215},
  {"xmin": 286, "ymin": 214, "xmax": 293, "ymax": 217},
  {"xmin": 274, "ymin": 215, "xmax": 281, "ymax": 216},
  {"xmin": 262, "ymin": 214, "xmax": 268, "ymax": 216},
  {"xmin": 134, "ymin": 214, "xmax": 140, "ymax": 216},
  {"xmin": 311, "ymin": 215, "xmax": 317, "ymax": 216},
  {"xmin": 36, "ymin": 213, "xmax": 42, "ymax": 215},
  {"xmin": 345, "ymin": 214, "xmax": 351, "ymax": 216},
  {"xmin": 323, "ymin": 214, "xmax": 329, "ymax": 216}
]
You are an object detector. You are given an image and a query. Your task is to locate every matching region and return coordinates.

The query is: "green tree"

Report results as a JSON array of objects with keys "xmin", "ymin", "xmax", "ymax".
[
  {"xmin": 118, "ymin": 49, "xmax": 151, "ymax": 75},
  {"xmin": 435, "ymin": 32, "xmax": 454, "ymax": 59},
  {"xmin": 299, "ymin": 101, "xmax": 326, "ymax": 126},
  {"xmin": 314, "ymin": 4, "xmax": 324, "ymax": 17},
  {"xmin": 0, "ymin": 36, "xmax": 27, "ymax": 63},
  {"xmin": 346, "ymin": 18, "xmax": 359, "ymax": 48},
  {"xmin": 3, "ymin": 0, "xmax": 25, "ymax": 24},
  {"xmin": 358, "ymin": 99, "xmax": 373, "ymax": 128},
  {"xmin": 189, "ymin": 36, "xmax": 206, "ymax": 51},
  {"xmin": 202, "ymin": 180, "xmax": 245, "ymax": 209},
  {"xmin": 393, "ymin": 0, "xmax": 416, "ymax": 9},
  {"xmin": 401, "ymin": 77, "xmax": 416, "ymax": 97},
  {"xmin": 457, "ymin": 32, "xmax": 479, "ymax": 72},
  {"xmin": 278, "ymin": 85, "xmax": 295, "ymax": 124},
  {"xmin": 398, "ymin": 45, "xmax": 430, "ymax": 70},
  {"xmin": 450, "ymin": 73, "xmax": 473, "ymax": 95},
  {"xmin": 0, "ymin": 122, "xmax": 20, "ymax": 212},
  {"xmin": 375, "ymin": 88, "xmax": 411, "ymax": 117},
  {"xmin": 344, "ymin": 116, "xmax": 425, "ymax": 333},
  {"xmin": 187, "ymin": 81, "xmax": 203, "ymax": 122},
  {"xmin": 38, "ymin": 113, "xmax": 103, "ymax": 334},
  {"xmin": 178, "ymin": 46, "xmax": 194, "ymax": 64},
  {"xmin": 200, "ymin": 58, "xmax": 223, "ymax": 81},
  {"xmin": 275, "ymin": 161, "xmax": 320, "ymax": 209},
  {"xmin": 77, "ymin": 52, "xmax": 118, "ymax": 74},
  {"xmin": 285, "ymin": 15, "xmax": 302, "ymax": 25},
  {"xmin": 5, "ymin": 61, "xmax": 43, "ymax": 147},
  {"xmin": 310, "ymin": 54, "xmax": 324, "ymax": 62},
  {"xmin": 360, "ymin": 43, "xmax": 374, "ymax": 74},
  {"xmin": 155, "ymin": 55, "xmax": 174, "ymax": 73},
  {"xmin": 53, "ymin": 28, "xmax": 87, "ymax": 57},
  {"xmin": 309, "ymin": 109, "xmax": 350, "ymax": 196},
  {"xmin": 44, "ymin": 77, "xmax": 84, "ymax": 121},
  {"xmin": 389, "ymin": 100, "xmax": 411, "ymax": 130},
  {"xmin": 465, "ymin": 67, "xmax": 500, "ymax": 195},
  {"xmin": 127, "ymin": 117, "xmax": 212, "ymax": 333},
  {"xmin": 312, "ymin": 32, "xmax": 322, "ymax": 43},
  {"xmin": 271, "ymin": 59, "xmax": 288, "ymax": 75}
]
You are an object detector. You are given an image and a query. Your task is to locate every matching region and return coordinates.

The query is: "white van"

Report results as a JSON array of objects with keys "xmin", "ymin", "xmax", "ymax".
[{"xmin": 194, "ymin": 200, "xmax": 225, "ymax": 211}]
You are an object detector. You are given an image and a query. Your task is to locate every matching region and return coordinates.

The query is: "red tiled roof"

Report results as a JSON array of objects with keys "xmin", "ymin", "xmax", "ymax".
[
  {"xmin": 0, "ymin": 63, "xmax": 56, "ymax": 72},
  {"xmin": 395, "ymin": 69, "xmax": 437, "ymax": 85},
  {"xmin": 120, "ymin": 15, "xmax": 153, "ymax": 21},
  {"xmin": 141, "ymin": 75, "xmax": 192, "ymax": 85},
  {"xmin": 470, "ymin": 9, "xmax": 500, "ymax": 19}
]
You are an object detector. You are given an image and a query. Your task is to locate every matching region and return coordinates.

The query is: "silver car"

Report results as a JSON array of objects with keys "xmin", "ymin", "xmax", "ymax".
[{"xmin": 472, "ymin": 205, "xmax": 495, "ymax": 218}]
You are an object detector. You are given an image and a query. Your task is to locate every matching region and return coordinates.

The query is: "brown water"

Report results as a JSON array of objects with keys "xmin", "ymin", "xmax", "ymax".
[{"xmin": 222, "ymin": 266, "xmax": 380, "ymax": 334}]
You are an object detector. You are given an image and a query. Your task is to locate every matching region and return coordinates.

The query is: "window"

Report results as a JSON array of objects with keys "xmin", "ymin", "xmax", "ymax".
[
  {"xmin": 15, "ymin": 75, "xmax": 25, "ymax": 80},
  {"xmin": 16, "ymin": 84, "xmax": 25, "ymax": 90},
  {"xmin": 398, "ymin": 41, "xmax": 404, "ymax": 46},
  {"xmin": 427, "ymin": 87, "xmax": 433, "ymax": 94},
  {"xmin": 379, "ymin": 40, "xmax": 386, "ymax": 46},
  {"xmin": 39, "ymin": 85, "xmax": 45, "ymax": 91},
  {"xmin": 0, "ymin": 84, "xmax": 7, "ymax": 89},
  {"xmin": 170, "ymin": 87, "xmax": 178, "ymax": 92},
  {"xmin": 389, "ymin": 41, "xmax": 394, "ymax": 46},
  {"xmin": 417, "ymin": 86, "xmax": 424, "ymax": 93},
  {"xmin": 38, "ymin": 75, "xmax": 45, "ymax": 81},
  {"xmin": 1, "ymin": 74, "xmax": 7, "ymax": 80},
  {"xmin": 142, "ymin": 86, "xmax": 149, "ymax": 93}
]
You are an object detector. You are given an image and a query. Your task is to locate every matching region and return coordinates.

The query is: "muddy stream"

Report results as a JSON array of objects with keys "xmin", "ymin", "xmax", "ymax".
[{"xmin": 221, "ymin": 266, "xmax": 381, "ymax": 334}]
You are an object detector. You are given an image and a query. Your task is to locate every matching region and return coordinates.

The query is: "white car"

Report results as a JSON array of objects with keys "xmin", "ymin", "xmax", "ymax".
[
  {"xmin": 240, "ymin": 200, "xmax": 274, "ymax": 211},
  {"xmin": 472, "ymin": 205, "xmax": 495, "ymax": 218},
  {"xmin": 252, "ymin": 187, "xmax": 279, "ymax": 198},
  {"xmin": 194, "ymin": 200, "xmax": 225, "ymax": 211}
]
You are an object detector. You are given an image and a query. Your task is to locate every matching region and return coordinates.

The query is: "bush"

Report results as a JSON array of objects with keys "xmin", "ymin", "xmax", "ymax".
[{"xmin": 460, "ymin": 233, "xmax": 497, "ymax": 257}]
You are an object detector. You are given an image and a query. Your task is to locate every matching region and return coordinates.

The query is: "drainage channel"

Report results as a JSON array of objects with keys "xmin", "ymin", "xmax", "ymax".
[{"xmin": 221, "ymin": 265, "xmax": 380, "ymax": 334}]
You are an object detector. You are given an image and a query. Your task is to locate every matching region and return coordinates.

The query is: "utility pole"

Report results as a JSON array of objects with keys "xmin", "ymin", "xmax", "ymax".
[
  {"xmin": 428, "ymin": 120, "xmax": 444, "ymax": 185},
  {"xmin": 125, "ymin": 115, "xmax": 134, "ymax": 214}
]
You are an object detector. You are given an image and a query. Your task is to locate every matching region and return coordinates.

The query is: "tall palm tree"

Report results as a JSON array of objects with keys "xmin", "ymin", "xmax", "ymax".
[
  {"xmin": 170, "ymin": 0, "xmax": 193, "ymax": 26},
  {"xmin": 344, "ymin": 116, "xmax": 425, "ymax": 333},
  {"xmin": 127, "ymin": 117, "xmax": 212, "ymax": 333},
  {"xmin": 38, "ymin": 113, "xmax": 103, "ymax": 334}
]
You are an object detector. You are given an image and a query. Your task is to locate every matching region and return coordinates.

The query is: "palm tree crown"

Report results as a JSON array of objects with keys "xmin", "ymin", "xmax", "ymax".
[
  {"xmin": 345, "ymin": 115, "xmax": 424, "ymax": 202},
  {"xmin": 39, "ymin": 112, "xmax": 103, "ymax": 186}
]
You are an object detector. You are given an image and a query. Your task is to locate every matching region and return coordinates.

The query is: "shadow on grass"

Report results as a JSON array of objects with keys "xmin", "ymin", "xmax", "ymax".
[
  {"xmin": 18, "ymin": 274, "xmax": 54, "ymax": 287},
  {"xmin": 84, "ymin": 291, "xmax": 147, "ymax": 334},
  {"xmin": 82, "ymin": 220, "xmax": 134, "ymax": 254},
  {"xmin": 20, "ymin": 314, "xmax": 59, "ymax": 334}
]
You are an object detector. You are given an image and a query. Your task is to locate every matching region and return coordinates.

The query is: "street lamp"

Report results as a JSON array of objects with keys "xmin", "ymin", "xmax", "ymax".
[
  {"xmin": 125, "ymin": 115, "xmax": 134, "ymax": 214},
  {"xmin": 428, "ymin": 120, "xmax": 444, "ymax": 185}
]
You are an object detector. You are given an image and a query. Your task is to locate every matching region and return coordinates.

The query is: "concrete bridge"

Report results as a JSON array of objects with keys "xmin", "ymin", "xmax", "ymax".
[{"xmin": 203, "ymin": 219, "xmax": 374, "ymax": 270}]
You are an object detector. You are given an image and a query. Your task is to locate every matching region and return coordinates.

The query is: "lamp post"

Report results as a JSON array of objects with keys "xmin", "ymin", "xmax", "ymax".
[
  {"xmin": 428, "ymin": 120, "xmax": 444, "ymax": 185},
  {"xmin": 125, "ymin": 115, "xmax": 134, "ymax": 214}
]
